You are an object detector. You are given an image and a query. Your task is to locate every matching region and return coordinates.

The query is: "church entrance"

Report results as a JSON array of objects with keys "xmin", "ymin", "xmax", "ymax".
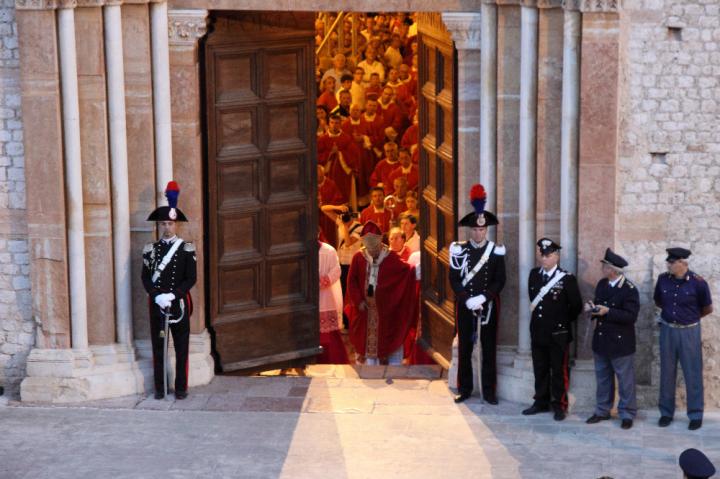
[{"xmin": 204, "ymin": 10, "xmax": 458, "ymax": 373}]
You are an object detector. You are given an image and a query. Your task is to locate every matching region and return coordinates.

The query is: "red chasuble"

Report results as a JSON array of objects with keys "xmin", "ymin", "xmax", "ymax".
[
  {"xmin": 344, "ymin": 248, "xmax": 418, "ymax": 359},
  {"xmin": 341, "ymin": 118, "xmax": 380, "ymax": 201},
  {"xmin": 317, "ymin": 130, "xmax": 359, "ymax": 204}
]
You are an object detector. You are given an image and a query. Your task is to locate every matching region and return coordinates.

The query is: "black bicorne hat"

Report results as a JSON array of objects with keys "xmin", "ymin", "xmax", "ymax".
[
  {"xmin": 457, "ymin": 184, "xmax": 499, "ymax": 228},
  {"xmin": 147, "ymin": 181, "xmax": 188, "ymax": 222}
]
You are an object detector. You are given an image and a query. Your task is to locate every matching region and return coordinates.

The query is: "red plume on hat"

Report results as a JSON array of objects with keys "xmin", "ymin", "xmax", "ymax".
[
  {"xmin": 470, "ymin": 184, "xmax": 486, "ymax": 215},
  {"xmin": 165, "ymin": 181, "xmax": 180, "ymax": 208},
  {"xmin": 146, "ymin": 180, "xmax": 188, "ymax": 222}
]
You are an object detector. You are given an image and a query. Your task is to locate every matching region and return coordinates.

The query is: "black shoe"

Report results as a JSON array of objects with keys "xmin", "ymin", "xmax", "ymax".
[
  {"xmin": 553, "ymin": 410, "xmax": 566, "ymax": 421},
  {"xmin": 658, "ymin": 416, "xmax": 673, "ymax": 427},
  {"xmin": 454, "ymin": 392, "xmax": 472, "ymax": 403},
  {"xmin": 621, "ymin": 419, "xmax": 633, "ymax": 430},
  {"xmin": 154, "ymin": 391, "xmax": 164, "ymax": 400},
  {"xmin": 175, "ymin": 390, "xmax": 188, "ymax": 400},
  {"xmin": 522, "ymin": 404, "xmax": 550, "ymax": 415},
  {"xmin": 689, "ymin": 419, "xmax": 702, "ymax": 430},
  {"xmin": 586, "ymin": 414, "xmax": 611, "ymax": 424},
  {"xmin": 484, "ymin": 394, "xmax": 498, "ymax": 405}
]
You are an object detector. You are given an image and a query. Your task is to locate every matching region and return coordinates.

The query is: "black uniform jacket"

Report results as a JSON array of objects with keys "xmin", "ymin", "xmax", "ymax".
[
  {"xmin": 141, "ymin": 239, "xmax": 197, "ymax": 317},
  {"xmin": 591, "ymin": 276, "xmax": 639, "ymax": 358},
  {"xmin": 449, "ymin": 241, "xmax": 506, "ymax": 306},
  {"xmin": 528, "ymin": 267, "xmax": 583, "ymax": 345}
]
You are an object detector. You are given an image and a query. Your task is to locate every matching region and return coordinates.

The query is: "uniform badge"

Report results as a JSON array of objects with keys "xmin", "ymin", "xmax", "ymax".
[
  {"xmin": 476, "ymin": 215, "xmax": 486, "ymax": 227},
  {"xmin": 169, "ymin": 208, "xmax": 177, "ymax": 220},
  {"xmin": 541, "ymin": 239, "xmax": 551, "ymax": 248}
]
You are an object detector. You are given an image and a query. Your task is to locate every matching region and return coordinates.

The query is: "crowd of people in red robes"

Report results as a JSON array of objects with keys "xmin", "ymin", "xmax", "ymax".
[{"xmin": 315, "ymin": 12, "xmax": 431, "ymax": 366}]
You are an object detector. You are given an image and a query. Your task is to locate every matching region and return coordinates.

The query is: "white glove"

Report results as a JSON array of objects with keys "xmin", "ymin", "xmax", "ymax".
[
  {"xmin": 465, "ymin": 294, "xmax": 487, "ymax": 311},
  {"xmin": 154, "ymin": 293, "xmax": 175, "ymax": 309}
]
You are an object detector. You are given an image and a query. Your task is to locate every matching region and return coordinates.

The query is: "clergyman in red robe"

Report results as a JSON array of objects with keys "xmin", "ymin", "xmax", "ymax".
[
  {"xmin": 344, "ymin": 221, "xmax": 417, "ymax": 365},
  {"xmin": 317, "ymin": 114, "xmax": 360, "ymax": 208}
]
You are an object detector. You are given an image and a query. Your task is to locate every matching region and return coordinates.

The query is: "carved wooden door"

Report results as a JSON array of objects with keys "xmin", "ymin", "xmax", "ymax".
[
  {"xmin": 416, "ymin": 14, "xmax": 458, "ymax": 368},
  {"xmin": 205, "ymin": 12, "xmax": 320, "ymax": 371}
]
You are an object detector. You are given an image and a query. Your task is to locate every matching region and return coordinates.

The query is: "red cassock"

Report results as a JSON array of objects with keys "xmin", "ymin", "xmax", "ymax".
[
  {"xmin": 344, "ymin": 249, "xmax": 418, "ymax": 359},
  {"xmin": 377, "ymin": 100, "xmax": 405, "ymax": 140},
  {"xmin": 370, "ymin": 158, "xmax": 401, "ymax": 195},
  {"xmin": 359, "ymin": 205, "xmax": 393, "ymax": 233},
  {"xmin": 395, "ymin": 81, "xmax": 417, "ymax": 122},
  {"xmin": 317, "ymin": 91, "xmax": 338, "ymax": 112},
  {"xmin": 387, "ymin": 164, "xmax": 419, "ymax": 193},
  {"xmin": 400, "ymin": 123, "xmax": 418, "ymax": 155},
  {"xmin": 317, "ymin": 131, "xmax": 360, "ymax": 204},
  {"xmin": 341, "ymin": 118, "xmax": 381, "ymax": 201}
]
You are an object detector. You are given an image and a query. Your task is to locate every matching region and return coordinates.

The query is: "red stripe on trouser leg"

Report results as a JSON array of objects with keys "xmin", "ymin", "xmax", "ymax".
[
  {"xmin": 455, "ymin": 311, "xmax": 462, "ymax": 391},
  {"xmin": 561, "ymin": 346, "xmax": 569, "ymax": 411}
]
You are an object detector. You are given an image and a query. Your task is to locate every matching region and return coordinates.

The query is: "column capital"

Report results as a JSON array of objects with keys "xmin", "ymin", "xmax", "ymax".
[
  {"xmin": 168, "ymin": 8, "xmax": 209, "ymax": 47},
  {"xmin": 16, "ymin": 0, "xmax": 150, "ymax": 9},
  {"xmin": 441, "ymin": 12, "xmax": 482, "ymax": 50},
  {"xmin": 578, "ymin": 0, "xmax": 619, "ymax": 12},
  {"xmin": 537, "ymin": 0, "xmax": 563, "ymax": 8}
]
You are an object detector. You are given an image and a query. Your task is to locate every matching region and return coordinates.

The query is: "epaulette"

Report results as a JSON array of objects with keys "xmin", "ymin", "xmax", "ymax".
[
  {"xmin": 625, "ymin": 279, "xmax": 635, "ymax": 289},
  {"xmin": 183, "ymin": 242, "xmax": 196, "ymax": 253},
  {"xmin": 142, "ymin": 243, "xmax": 154, "ymax": 254},
  {"xmin": 493, "ymin": 244, "xmax": 506, "ymax": 256},
  {"xmin": 692, "ymin": 273, "xmax": 705, "ymax": 282},
  {"xmin": 449, "ymin": 241, "xmax": 467, "ymax": 256}
]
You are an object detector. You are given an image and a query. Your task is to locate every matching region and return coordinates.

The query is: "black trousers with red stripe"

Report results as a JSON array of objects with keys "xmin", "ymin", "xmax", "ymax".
[
  {"xmin": 531, "ymin": 340, "xmax": 570, "ymax": 412},
  {"xmin": 456, "ymin": 305, "xmax": 498, "ymax": 397},
  {"xmin": 149, "ymin": 303, "xmax": 190, "ymax": 394}
]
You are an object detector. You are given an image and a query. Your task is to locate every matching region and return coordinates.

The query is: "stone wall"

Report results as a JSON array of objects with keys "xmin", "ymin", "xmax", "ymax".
[
  {"xmin": 617, "ymin": 0, "xmax": 720, "ymax": 406},
  {"xmin": 0, "ymin": 0, "xmax": 32, "ymax": 398}
]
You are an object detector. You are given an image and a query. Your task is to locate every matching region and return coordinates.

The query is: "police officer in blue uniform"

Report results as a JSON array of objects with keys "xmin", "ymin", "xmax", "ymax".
[
  {"xmin": 449, "ymin": 184, "xmax": 506, "ymax": 404},
  {"xmin": 654, "ymin": 247, "xmax": 713, "ymax": 430},
  {"xmin": 142, "ymin": 181, "xmax": 197, "ymax": 400},
  {"xmin": 585, "ymin": 248, "xmax": 640, "ymax": 430},
  {"xmin": 522, "ymin": 238, "xmax": 582, "ymax": 421},
  {"xmin": 680, "ymin": 448, "xmax": 716, "ymax": 479}
]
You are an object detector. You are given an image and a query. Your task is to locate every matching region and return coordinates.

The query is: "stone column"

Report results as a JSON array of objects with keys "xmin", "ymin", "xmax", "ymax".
[
  {"xmin": 58, "ymin": 6, "xmax": 89, "ymax": 352},
  {"xmin": 15, "ymin": 6, "xmax": 71, "ymax": 350},
  {"xmin": 104, "ymin": 2, "xmax": 133, "ymax": 347},
  {"xmin": 517, "ymin": 1, "xmax": 539, "ymax": 356},
  {"xmin": 480, "ymin": 1, "xmax": 498, "ymax": 217},
  {"xmin": 495, "ymin": 3, "xmax": 522, "ymax": 348},
  {"xmin": 535, "ymin": 0, "xmax": 564, "ymax": 241},
  {"xmin": 576, "ymin": 1, "xmax": 620, "ymax": 360},
  {"xmin": 150, "ymin": 0, "xmax": 173, "ymax": 202},
  {"xmin": 559, "ymin": 0, "xmax": 581, "ymax": 275},
  {"xmin": 168, "ymin": 8, "xmax": 214, "ymax": 387},
  {"xmin": 442, "ymin": 13, "xmax": 482, "ymax": 222}
]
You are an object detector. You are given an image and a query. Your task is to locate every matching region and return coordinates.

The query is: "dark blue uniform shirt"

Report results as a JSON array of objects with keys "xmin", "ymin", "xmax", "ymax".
[{"xmin": 653, "ymin": 271, "xmax": 712, "ymax": 325}]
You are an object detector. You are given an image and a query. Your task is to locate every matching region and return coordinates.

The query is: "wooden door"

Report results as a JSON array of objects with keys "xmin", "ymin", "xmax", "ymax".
[
  {"xmin": 205, "ymin": 12, "xmax": 320, "ymax": 371},
  {"xmin": 416, "ymin": 14, "xmax": 458, "ymax": 368}
]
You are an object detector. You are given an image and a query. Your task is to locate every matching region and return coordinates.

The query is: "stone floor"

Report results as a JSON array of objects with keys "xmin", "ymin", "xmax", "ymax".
[{"xmin": 1, "ymin": 368, "xmax": 718, "ymax": 479}]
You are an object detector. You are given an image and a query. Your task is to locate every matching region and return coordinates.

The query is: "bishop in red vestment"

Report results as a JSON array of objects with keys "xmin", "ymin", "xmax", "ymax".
[{"xmin": 344, "ymin": 222, "xmax": 418, "ymax": 364}]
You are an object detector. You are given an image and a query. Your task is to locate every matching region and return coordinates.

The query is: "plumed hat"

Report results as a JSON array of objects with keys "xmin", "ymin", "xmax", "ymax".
[
  {"xmin": 458, "ymin": 184, "xmax": 499, "ymax": 228},
  {"xmin": 147, "ymin": 181, "xmax": 188, "ymax": 222}
]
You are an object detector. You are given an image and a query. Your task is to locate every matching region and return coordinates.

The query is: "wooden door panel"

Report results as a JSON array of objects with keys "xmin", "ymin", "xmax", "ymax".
[
  {"xmin": 206, "ymin": 12, "xmax": 319, "ymax": 371},
  {"xmin": 417, "ymin": 14, "xmax": 458, "ymax": 368}
]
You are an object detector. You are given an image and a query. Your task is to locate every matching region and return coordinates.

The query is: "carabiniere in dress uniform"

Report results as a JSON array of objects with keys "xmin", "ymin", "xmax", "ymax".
[
  {"xmin": 449, "ymin": 184, "xmax": 506, "ymax": 405},
  {"xmin": 141, "ymin": 181, "xmax": 197, "ymax": 401}
]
